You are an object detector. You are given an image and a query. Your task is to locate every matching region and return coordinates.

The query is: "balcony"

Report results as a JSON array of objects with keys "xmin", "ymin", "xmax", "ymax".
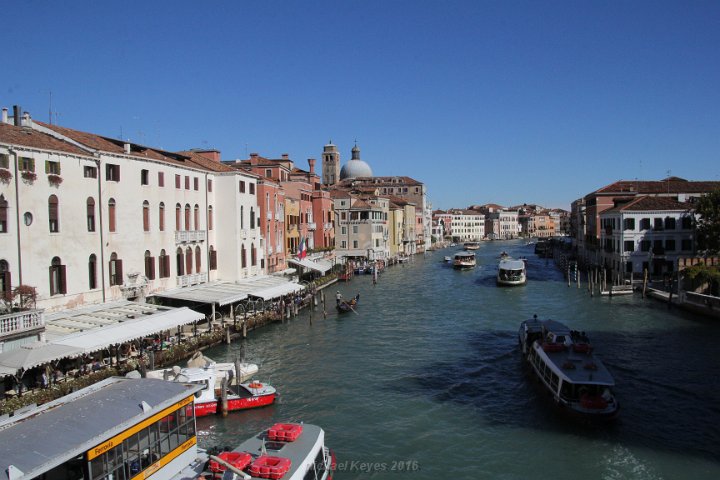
[
  {"xmin": 268, "ymin": 246, "xmax": 274, "ymax": 255},
  {"xmin": 175, "ymin": 230, "xmax": 206, "ymax": 243},
  {"xmin": 0, "ymin": 309, "xmax": 44, "ymax": 338},
  {"xmin": 307, "ymin": 222, "xmax": 317, "ymax": 231},
  {"xmin": 275, "ymin": 213, "xmax": 282, "ymax": 221},
  {"xmin": 266, "ymin": 211, "xmax": 272, "ymax": 220},
  {"xmin": 324, "ymin": 223, "xmax": 333, "ymax": 230},
  {"xmin": 176, "ymin": 272, "xmax": 208, "ymax": 287}
]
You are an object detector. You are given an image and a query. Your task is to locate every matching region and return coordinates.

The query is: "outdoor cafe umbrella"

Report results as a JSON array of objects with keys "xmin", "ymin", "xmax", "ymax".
[{"xmin": 0, "ymin": 343, "xmax": 82, "ymax": 379}]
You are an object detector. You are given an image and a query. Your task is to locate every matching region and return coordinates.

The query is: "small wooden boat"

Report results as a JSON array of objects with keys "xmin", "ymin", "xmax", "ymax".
[{"xmin": 337, "ymin": 294, "xmax": 360, "ymax": 313}]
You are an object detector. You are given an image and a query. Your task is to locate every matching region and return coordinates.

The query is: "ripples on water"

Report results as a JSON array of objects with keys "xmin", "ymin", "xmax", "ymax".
[{"xmin": 199, "ymin": 241, "xmax": 720, "ymax": 479}]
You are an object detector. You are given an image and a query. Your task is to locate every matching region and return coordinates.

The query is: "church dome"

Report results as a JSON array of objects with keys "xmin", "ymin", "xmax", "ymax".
[{"xmin": 339, "ymin": 143, "xmax": 373, "ymax": 180}]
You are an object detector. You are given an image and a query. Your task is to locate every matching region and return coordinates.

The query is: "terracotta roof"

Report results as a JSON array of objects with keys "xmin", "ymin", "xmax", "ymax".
[
  {"xmin": 176, "ymin": 150, "xmax": 237, "ymax": 173},
  {"xmin": 603, "ymin": 196, "xmax": 692, "ymax": 214},
  {"xmin": 593, "ymin": 178, "xmax": 720, "ymax": 196},
  {"xmin": 0, "ymin": 122, "xmax": 90, "ymax": 156},
  {"xmin": 337, "ymin": 175, "xmax": 424, "ymax": 188}
]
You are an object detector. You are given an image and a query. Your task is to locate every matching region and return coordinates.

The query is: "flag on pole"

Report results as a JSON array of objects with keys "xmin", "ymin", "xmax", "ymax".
[{"xmin": 298, "ymin": 237, "xmax": 307, "ymax": 260}]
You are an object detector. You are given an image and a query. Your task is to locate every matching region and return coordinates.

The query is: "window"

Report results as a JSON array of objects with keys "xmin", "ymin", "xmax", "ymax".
[
  {"xmin": 0, "ymin": 153, "xmax": 8, "ymax": 169},
  {"xmin": 185, "ymin": 246, "xmax": 192, "ymax": 274},
  {"xmin": 159, "ymin": 249, "xmax": 170, "ymax": 278},
  {"xmin": 640, "ymin": 240, "xmax": 650, "ymax": 252},
  {"xmin": 249, "ymin": 183, "xmax": 255, "ymax": 195},
  {"xmin": 20, "ymin": 157, "xmax": 34, "ymax": 172},
  {"xmin": 624, "ymin": 218, "xmax": 635, "ymax": 230},
  {"xmin": 106, "ymin": 164, "xmax": 120, "ymax": 181},
  {"xmin": 665, "ymin": 239, "xmax": 676, "ymax": 251},
  {"xmin": 185, "ymin": 176, "xmax": 190, "ymax": 190},
  {"xmin": 250, "ymin": 207, "xmax": 255, "ymax": 229},
  {"xmin": 251, "ymin": 243, "xmax": 256, "ymax": 266},
  {"xmin": 176, "ymin": 248, "xmax": 184, "ymax": 276},
  {"xmin": 241, "ymin": 245, "xmax": 247, "ymax": 268},
  {"xmin": 184, "ymin": 204, "xmax": 191, "ymax": 231},
  {"xmin": 175, "ymin": 204, "xmax": 181, "ymax": 231},
  {"xmin": 208, "ymin": 179, "xmax": 213, "ymax": 192},
  {"xmin": 194, "ymin": 177, "xmax": 199, "ymax": 190},
  {"xmin": 682, "ymin": 216, "xmax": 692, "ymax": 229},
  {"xmin": 158, "ymin": 171, "xmax": 165, "ymax": 187},
  {"xmin": 159, "ymin": 202, "xmax": 165, "ymax": 231},
  {"xmin": 87, "ymin": 197, "xmax": 96, "ymax": 232},
  {"xmin": 109, "ymin": 252, "xmax": 123, "ymax": 286},
  {"xmin": 0, "ymin": 260, "xmax": 11, "ymax": 298},
  {"xmin": 209, "ymin": 246, "xmax": 217, "ymax": 271},
  {"xmin": 654, "ymin": 218, "xmax": 663, "ymax": 230},
  {"xmin": 665, "ymin": 217, "xmax": 676, "ymax": 230},
  {"xmin": 88, "ymin": 254, "xmax": 97, "ymax": 289},
  {"xmin": 208, "ymin": 206, "xmax": 213, "ymax": 230},
  {"xmin": 49, "ymin": 256, "xmax": 67, "ymax": 295},
  {"xmin": 240, "ymin": 206, "xmax": 244, "ymax": 229},
  {"xmin": 624, "ymin": 241, "xmax": 634, "ymax": 252},
  {"xmin": 265, "ymin": 169, "xmax": 272, "ymax": 178},
  {"xmin": 145, "ymin": 251, "xmax": 156, "ymax": 280},
  {"xmin": 141, "ymin": 169, "xmax": 149, "ymax": 185},
  {"xmin": 640, "ymin": 218, "xmax": 651, "ymax": 230},
  {"xmin": 108, "ymin": 198, "xmax": 117, "ymax": 232},
  {"xmin": 48, "ymin": 195, "xmax": 59, "ymax": 232},
  {"xmin": 195, "ymin": 246, "xmax": 201, "ymax": 273},
  {"xmin": 143, "ymin": 201, "xmax": 150, "ymax": 231},
  {"xmin": 194, "ymin": 205, "xmax": 199, "ymax": 230},
  {"xmin": 45, "ymin": 160, "xmax": 61, "ymax": 175},
  {"xmin": 341, "ymin": 226, "xmax": 346, "ymax": 235},
  {"xmin": 341, "ymin": 240, "xmax": 347, "ymax": 248},
  {"xmin": 84, "ymin": 165, "xmax": 97, "ymax": 178},
  {"xmin": 239, "ymin": 181, "xmax": 246, "ymax": 193},
  {"xmin": 0, "ymin": 195, "xmax": 8, "ymax": 233},
  {"xmin": 681, "ymin": 239, "xmax": 693, "ymax": 251},
  {"xmin": 353, "ymin": 225, "xmax": 358, "ymax": 234},
  {"xmin": 353, "ymin": 240, "xmax": 358, "ymax": 248},
  {"xmin": 175, "ymin": 174, "xmax": 181, "ymax": 189}
]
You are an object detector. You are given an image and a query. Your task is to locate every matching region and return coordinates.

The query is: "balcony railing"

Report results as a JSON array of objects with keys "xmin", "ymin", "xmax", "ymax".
[
  {"xmin": 0, "ymin": 309, "xmax": 44, "ymax": 336},
  {"xmin": 175, "ymin": 230, "xmax": 206, "ymax": 243},
  {"xmin": 176, "ymin": 272, "xmax": 208, "ymax": 287},
  {"xmin": 307, "ymin": 222, "xmax": 317, "ymax": 231}
]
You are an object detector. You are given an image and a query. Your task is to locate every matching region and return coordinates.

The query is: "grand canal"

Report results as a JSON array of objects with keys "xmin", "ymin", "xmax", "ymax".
[{"xmin": 199, "ymin": 240, "xmax": 720, "ymax": 479}]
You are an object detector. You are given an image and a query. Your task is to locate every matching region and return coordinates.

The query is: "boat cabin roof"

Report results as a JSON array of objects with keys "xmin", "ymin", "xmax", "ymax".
[
  {"xmin": 455, "ymin": 252, "xmax": 475, "ymax": 258},
  {"xmin": 499, "ymin": 259, "xmax": 525, "ymax": 270},
  {"xmin": 0, "ymin": 377, "xmax": 202, "ymax": 479}
]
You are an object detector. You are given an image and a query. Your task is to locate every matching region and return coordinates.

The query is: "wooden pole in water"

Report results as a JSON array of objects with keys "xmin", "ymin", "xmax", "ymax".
[
  {"xmin": 234, "ymin": 357, "xmax": 242, "ymax": 385},
  {"xmin": 576, "ymin": 264, "xmax": 580, "ymax": 288},
  {"xmin": 220, "ymin": 377, "xmax": 228, "ymax": 417},
  {"xmin": 642, "ymin": 268, "xmax": 648, "ymax": 298},
  {"xmin": 225, "ymin": 325, "xmax": 231, "ymax": 345},
  {"xmin": 567, "ymin": 264, "xmax": 571, "ymax": 287}
]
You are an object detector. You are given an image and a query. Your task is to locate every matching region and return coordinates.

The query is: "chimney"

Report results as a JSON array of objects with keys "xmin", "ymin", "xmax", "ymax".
[
  {"xmin": 196, "ymin": 149, "xmax": 221, "ymax": 162},
  {"xmin": 1, "ymin": 108, "xmax": 7, "ymax": 124},
  {"xmin": 281, "ymin": 153, "xmax": 289, "ymax": 160},
  {"xmin": 13, "ymin": 105, "xmax": 21, "ymax": 126},
  {"xmin": 124, "ymin": 142, "xmax": 131, "ymax": 154},
  {"xmin": 22, "ymin": 112, "xmax": 32, "ymax": 128},
  {"xmin": 308, "ymin": 158, "xmax": 316, "ymax": 173}
]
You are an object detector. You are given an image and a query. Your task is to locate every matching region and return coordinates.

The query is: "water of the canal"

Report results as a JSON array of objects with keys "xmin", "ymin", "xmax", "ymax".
[{"xmin": 198, "ymin": 240, "xmax": 720, "ymax": 479}]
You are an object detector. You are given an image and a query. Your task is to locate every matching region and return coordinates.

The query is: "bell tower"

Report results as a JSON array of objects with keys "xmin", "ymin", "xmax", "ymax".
[{"xmin": 322, "ymin": 141, "xmax": 340, "ymax": 186}]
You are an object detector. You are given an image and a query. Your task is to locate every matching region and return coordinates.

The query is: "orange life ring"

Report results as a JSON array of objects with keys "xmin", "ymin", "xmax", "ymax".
[{"xmin": 248, "ymin": 382, "xmax": 263, "ymax": 389}]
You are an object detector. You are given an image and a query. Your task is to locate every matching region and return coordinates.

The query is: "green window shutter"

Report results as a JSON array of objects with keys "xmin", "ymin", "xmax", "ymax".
[
  {"xmin": 58, "ymin": 162, "xmax": 61, "ymax": 175},
  {"xmin": 30, "ymin": 158, "xmax": 35, "ymax": 172},
  {"xmin": 45, "ymin": 160, "xmax": 50, "ymax": 174}
]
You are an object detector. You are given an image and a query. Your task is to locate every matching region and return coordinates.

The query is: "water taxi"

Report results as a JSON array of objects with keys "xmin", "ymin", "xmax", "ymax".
[
  {"xmin": 453, "ymin": 251, "xmax": 476, "ymax": 269},
  {"xmin": 463, "ymin": 241, "xmax": 480, "ymax": 250},
  {"xmin": 497, "ymin": 258, "xmax": 527, "ymax": 286},
  {"xmin": 518, "ymin": 318, "xmax": 619, "ymax": 420},
  {"xmin": 0, "ymin": 377, "xmax": 334, "ymax": 480}
]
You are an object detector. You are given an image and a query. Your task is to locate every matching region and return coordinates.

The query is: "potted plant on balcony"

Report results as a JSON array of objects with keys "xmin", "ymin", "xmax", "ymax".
[
  {"xmin": 21, "ymin": 170, "xmax": 37, "ymax": 183},
  {"xmin": 47, "ymin": 173, "xmax": 63, "ymax": 186},
  {"xmin": 0, "ymin": 168, "xmax": 12, "ymax": 184}
]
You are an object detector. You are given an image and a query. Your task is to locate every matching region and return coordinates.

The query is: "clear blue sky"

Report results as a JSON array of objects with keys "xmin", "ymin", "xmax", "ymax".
[{"xmin": 3, "ymin": 0, "xmax": 719, "ymax": 210}]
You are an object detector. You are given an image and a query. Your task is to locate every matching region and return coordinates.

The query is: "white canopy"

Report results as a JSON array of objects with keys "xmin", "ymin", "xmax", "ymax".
[
  {"xmin": 250, "ymin": 282, "xmax": 304, "ymax": 301},
  {"xmin": 0, "ymin": 343, "xmax": 82, "ymax": 373},
  {"xmin": 288, "ymin": 258, "xmax": 333, "ymax": 274},
  {"xmin": 153, "ymin": 278, "xmax": 305, "ymax": 306}
]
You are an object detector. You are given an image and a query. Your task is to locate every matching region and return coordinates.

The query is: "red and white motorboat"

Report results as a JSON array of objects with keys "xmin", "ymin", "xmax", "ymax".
[{"xmin": 175, "ymin": 364, "xmax": 277, "ymax": 417}]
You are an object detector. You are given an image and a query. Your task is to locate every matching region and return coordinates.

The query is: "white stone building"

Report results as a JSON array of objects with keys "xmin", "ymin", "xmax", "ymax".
[{"xmin": 447, "ymin": 209, "xmax": 485, "ymax": 241}]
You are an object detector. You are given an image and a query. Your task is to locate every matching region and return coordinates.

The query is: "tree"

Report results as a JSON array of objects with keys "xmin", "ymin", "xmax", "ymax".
[{"xmin": 695, "ymin": 189, "xmax": 720, "ymax": 254}]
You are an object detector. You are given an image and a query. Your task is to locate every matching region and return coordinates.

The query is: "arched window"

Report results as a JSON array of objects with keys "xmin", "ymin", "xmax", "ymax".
[
  {"xmin": 159, "ymin": 249, "xmax": 169, "ymax": 278},
  {"xmin": 176, "ymin": 248, "xmax": 184, "ymax": 276},
  {"xmin": 159, "ymin": 202, "xmax": 165, "ymax": 232},
  {"xmin": 185, "ymin": 246, "xmax": 193, "ymax": 274},
  {"xmin": 0, "ymin": 195, "xmax": 8, "ymax": 233},
  {"xmin": 49, "ymin": 256, "xmax": 66, "ymax": 295},
  {"xmin": 266, "ymin": 193, "xmax": 270, "ymax": 211},
  {"xmin": 0, "ymin": 259, "xmax": 11, "ymax": 297},
  {"xmin": 108, "ymin": 198, "xmax": 116, "ymax": 232},
  {"xmin": 194, "ymin": 204, "xmax": 200, "ymax": 230},
  {"xmin": 195, "ymin": 246, "xmax": 202, "ymax": 273},
  {"xmin": 48, "ymin": 195, "xmax": 59, "ymax": 232},
  {"xmin": 175, "ymin": 203, "xmax": 181, "ymax": 231},
  {"xmin": 250, "ymin": 207, "xmax": 255, "ymax": 229},
  {"xmin": 109, "ymin": 252, "xmax": 123, "ymax": 286},
  {"xmin": 142, "ymin": 201, "xmax": 150, "ymax": 231},
  {"xmin": 209, "ymin": 246, "xmax": 217, "ymax": 271},
  {"xmin": 144, "ymin": 250, "xmax": 155, "ymax": 280},
  {"xmin": 86, "ymin": 197, "xmax": 95, "ymax": 232},
  {"xmin": 88, "ymin": 254, "xmax": 97, "ymax": 289},
  {"xmin": 184, "ymin": 204, "xmax": 191, "ymax": 231},
  {"xmin": 208, "ymin": 206, "xmax": 214, "ymax": 231},
  {"xmin": 240, "ymin": 206, "xmax": 244, "ymax": 229},
  {"xmin": 241, "ymin": 244, "xmax": 247, "ymax": 268},
  {"xmin": 251, "ymin": 243, "xmax": 257, "ymax": 267}
]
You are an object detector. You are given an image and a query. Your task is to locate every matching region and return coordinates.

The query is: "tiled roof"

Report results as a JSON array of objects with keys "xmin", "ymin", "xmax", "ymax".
[
  {"xmin": 176, "ymin": 150, "xmax": 237, "ymax": 173},
  {"xmin": 593, "ymin": 178, "xmax": 720, "ymax": 195},
  {"xmin": 603, "ymin": 196, "xmax": 692, "ymax": 214},
  {"xmin": 0, "ymin": 123, "xmax": 90, "ymax": 156}
]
